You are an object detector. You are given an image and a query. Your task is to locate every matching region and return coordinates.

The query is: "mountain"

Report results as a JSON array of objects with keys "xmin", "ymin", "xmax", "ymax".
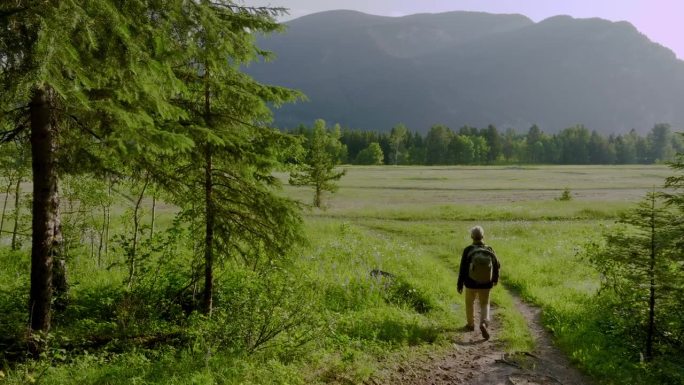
[{"xmin": 247, "ymin": 10, "xmax": 684, "ymax": 134}]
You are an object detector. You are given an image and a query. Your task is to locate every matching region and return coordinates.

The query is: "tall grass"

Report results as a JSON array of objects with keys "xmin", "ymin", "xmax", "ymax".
[{"xmin": 0, "ymin": 165, "xmax": 676, "ymax": 384}]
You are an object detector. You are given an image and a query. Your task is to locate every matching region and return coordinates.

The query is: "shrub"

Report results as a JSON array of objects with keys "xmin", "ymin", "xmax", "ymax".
[
  {"xmin": 557, "ymin": 187, "xmax": 573, "ymax": 201},
  {"xmin": 188, "ymin": 267, "xmax": 322, "ymax": 357}
]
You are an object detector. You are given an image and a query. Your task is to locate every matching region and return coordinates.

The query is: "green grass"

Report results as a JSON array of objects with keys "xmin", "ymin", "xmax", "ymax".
[
  {"xmin": 0, "ymin": 165, "xmax": 678, "ymax": 384},
  {"xmin": 276, "ymin": 164, "xmax": 672, "ymax": 211}
]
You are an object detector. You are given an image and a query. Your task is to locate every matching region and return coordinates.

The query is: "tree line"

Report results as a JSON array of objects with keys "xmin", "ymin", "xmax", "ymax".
[{"xmin": 291, "ymin": 121, "xmax": 684, "ymax": 165}]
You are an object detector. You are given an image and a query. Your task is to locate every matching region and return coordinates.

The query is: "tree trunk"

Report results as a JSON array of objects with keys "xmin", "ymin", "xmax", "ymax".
[
  {"xmin": 150, "ymin": 191, "xmax": 156, "ymax": 239},
  {"xmin": 104, "ymin": 180, "xmax": 112, "ymax": 262},
  {"xmin": 1, "ymin": 175, "xmax": 15, "ymax": 238},
  {"xmin": 202, "ymin": 69, "xmax": 214, "ymax": 315},
  {"xmin": 127, "ymin": 177, "xmax": 148, "ymax": 289},
  {"xmin": 29, "ymin": 87, "xmax": 61, "ymax": 333},
  {"xmin": 98, "ymin": 203, "xmax": 106, "ymax": 267},
  {"xmin": 11, "ymin": 175, "xmax": 22, "ymax": 250},
  {"xmin": 646, "ymin": 194, "xmax": 656, "ymax": 361},
  {"xmin": 52, "ymin": 225, "xmax": 68, "ymax": 313},
  {"xmin": 203, "ymin": 144, "xmax": 214, "ymax": 315},
  {"xmin": 314, "ymin": 184, "xmax": 321, "ymax": 208}
]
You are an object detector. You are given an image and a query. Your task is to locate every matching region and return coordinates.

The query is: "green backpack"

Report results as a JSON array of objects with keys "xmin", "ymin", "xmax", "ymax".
[{"xmin": 467, "ymin": 246, "xmax": 495, "ymax": 284}]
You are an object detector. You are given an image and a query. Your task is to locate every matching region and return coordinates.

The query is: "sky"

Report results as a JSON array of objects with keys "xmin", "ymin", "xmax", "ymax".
[{"xmin": 243, "ymin": 0, "xmax": 684, "ymax": 60}]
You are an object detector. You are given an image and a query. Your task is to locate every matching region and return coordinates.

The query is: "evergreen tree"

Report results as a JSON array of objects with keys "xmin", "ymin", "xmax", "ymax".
[
  {"xmin": 614, "ymin": 133, "xmax": 637, "ymax": 164},
  {"xmin": 588, "ymin": 130, "xmax": 616, "ymax": 164},
  {"xmin": 340, "ymin": 127, "xmax": 374, "ymax": 162},
  {"xmin": 526, "ymin": 124, "xmax": 543, "ymax": 147},
  {"xmin": 647, "ymin": 123, "xmax": 674, "ymax": 163},
  {"xmin": 525, "ymin": 125, "xmax": 545, "ymax": 163},
  {"xmin": 0, "ymin": 1, "xmax": 191, "ymax": 334},
  {"xmin": 558, "ymin": 125, "xmax": 591, "ymax": 164},
  {"xmin": 665, "ymin": 133, "xmax": 684, "ymax": 209},
  {"xmin": 407, "ymin": 131, "xmax": 426, "ymax": 165},
  {"xmin": 425, "ymin": 125, "xmax": 452, "ymax": 165},
  {"xmin": 501, "ymin": 128, "xmax": 521, "ymax": 162},
  {"xmin": 155, "ymin": 1, "xmax": 304, "ymax": 315},
  {"xmin": 290, "ymin": 119, "xmax": 346, "ymax": 208},
  {"xmin": 589, "ymin": 192, "xmax": 684, "ymax": 360},
  {"xmin": 484, "ymin": 124, "xmax": 502, "ymax": 163},
  {"xmin": 634, "ymin": 130, "xmax": 651, "ymax": 164}
]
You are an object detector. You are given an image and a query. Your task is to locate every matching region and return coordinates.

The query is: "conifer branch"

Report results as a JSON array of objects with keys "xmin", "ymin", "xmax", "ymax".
[
  {"xmin": 67, "ymin": 114, "xmax": 102, "ymax": 140},
  {"xmin": 210, "ymin": 3, "xmax": 288, "ymax": 17},
  {"xmin": 1, "ymin": 105, "xmax": 29, "ymax": 115},
  {"xmin": 224, "ymin": 114, "xmax": 273, "ymax": 132},
  {"xmin": 0, "ymin": 117, "xmax": 28, "ymax": 143}
]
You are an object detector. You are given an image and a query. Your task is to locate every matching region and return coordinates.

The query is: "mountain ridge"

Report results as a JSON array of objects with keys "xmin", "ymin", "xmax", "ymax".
[{"xmin": 248, "ymin": 10, "xmax": 684, "ymax": 134}]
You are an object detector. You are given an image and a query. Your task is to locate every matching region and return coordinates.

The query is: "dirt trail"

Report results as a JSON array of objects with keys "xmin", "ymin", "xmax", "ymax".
[{"xmin": 374, "ymin": 293, "xmax": 592, "ymax": 385}]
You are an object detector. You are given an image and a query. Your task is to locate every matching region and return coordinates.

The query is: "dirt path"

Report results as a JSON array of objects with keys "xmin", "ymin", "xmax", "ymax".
[{"xmin": 373, "ymin": 293, "xmax": 592, "ymax": 385}]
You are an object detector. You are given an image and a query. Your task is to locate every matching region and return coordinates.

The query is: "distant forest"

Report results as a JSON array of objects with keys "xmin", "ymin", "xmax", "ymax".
[{"xmin": 289, "ymin": 122, "xmax": 684, "ymax": 166}]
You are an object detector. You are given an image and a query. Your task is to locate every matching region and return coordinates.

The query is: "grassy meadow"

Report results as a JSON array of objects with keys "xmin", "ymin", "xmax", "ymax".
[
  {"xmin": 282, "ymin": 164, "xmax": 674, "ymax": 384},
  {"xmin": 0, "ymin": 164, "xmax": 676, "ymax": 384}
]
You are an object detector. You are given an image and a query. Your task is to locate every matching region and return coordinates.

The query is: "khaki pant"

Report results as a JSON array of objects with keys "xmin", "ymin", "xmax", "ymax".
[{"xmin": 465, "ymin": 288, "xmax": 491, "ymax": 327}]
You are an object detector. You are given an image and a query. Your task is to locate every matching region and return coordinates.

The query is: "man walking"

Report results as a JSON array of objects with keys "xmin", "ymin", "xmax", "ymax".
[{"xmin": 457, "ymin": 225, "xmax": 500, "ymax": 340}]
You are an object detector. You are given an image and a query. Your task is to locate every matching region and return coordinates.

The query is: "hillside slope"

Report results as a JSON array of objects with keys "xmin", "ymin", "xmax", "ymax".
[{"xmin": 248, "ymin": 10, "xmax": 684, "ymax": 134}]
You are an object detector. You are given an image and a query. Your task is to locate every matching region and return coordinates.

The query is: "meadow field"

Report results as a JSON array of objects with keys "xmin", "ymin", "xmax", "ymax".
[
  {"xmin": 0, "ymin": 164, "xmax": 677, "ymax": 384},
  {"xmin": 281, "ymin": 164, "xmax": 675, "ymax": 384}
]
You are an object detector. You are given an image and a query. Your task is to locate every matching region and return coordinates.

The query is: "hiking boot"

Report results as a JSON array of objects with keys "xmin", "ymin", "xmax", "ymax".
[
  {"xmin": 480, "ymin": 322, "xmax": 490, "ymax": 340},
  {"xmin": 462, "ymin": 324, "xmax": 475, "ymax": 332}
]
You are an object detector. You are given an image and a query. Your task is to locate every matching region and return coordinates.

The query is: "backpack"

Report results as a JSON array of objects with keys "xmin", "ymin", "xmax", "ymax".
[{"xmin": 467, "ymin": 246, "xmax": 495, "ymax": 284}]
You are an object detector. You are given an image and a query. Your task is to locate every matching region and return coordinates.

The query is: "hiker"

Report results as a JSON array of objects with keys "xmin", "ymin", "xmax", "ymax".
[{"xmin": 457, "ymin": 225, "xmax": 500, "ymax": 340}]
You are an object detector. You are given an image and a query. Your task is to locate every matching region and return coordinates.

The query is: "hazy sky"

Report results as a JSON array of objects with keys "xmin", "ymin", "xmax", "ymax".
[{"xmin": 243, "ymin": 0, "xmax": 683, "ymax": 60}]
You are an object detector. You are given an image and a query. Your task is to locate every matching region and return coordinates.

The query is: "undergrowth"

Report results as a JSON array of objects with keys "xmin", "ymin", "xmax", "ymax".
[{"xmin": 2, "ymin": 165, "xmax": 679, "ymax": 384}]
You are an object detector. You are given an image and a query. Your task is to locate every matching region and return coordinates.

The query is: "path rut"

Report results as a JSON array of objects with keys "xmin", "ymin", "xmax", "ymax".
[{"xmin": 372, "ymin": 292, "xmax": 592, "ymax": 385}]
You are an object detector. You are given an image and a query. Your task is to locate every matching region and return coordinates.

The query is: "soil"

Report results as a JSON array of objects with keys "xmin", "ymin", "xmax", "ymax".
[{"xmin": 372, "ymin": 293, "xmax": 592, "ymax": 385}]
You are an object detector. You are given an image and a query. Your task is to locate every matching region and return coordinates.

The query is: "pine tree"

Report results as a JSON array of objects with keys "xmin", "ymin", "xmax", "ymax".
[
  {"xmin": 1, "ymin": 1, "xmax": 192, "ymax": 334},
  {"xmin": 152, "ymin": 1, "xmax": 304, "ymax": 315},
  {"xmin": 665, "ymin": 139, "xmax": 684, "ymax": 208},
  {"xmin": 589, "ymin": 192, "xmax": 683, "ymax": 360},
  {"xmin": 289, "ymin": 119, "xmax": 346, "ymax": 208}
]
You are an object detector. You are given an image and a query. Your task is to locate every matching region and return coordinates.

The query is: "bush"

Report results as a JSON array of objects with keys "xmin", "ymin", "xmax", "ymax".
[
  {"xmin": 188, "ymin": 267, "xmax": 322, "ymax": 357},
  {"xmin": 556, "ymin": 187, "xmax": 572, "ymax": 201},
  {"xmin": 383, "ymin": 277, "xmax": 433, "ymax": 314}
]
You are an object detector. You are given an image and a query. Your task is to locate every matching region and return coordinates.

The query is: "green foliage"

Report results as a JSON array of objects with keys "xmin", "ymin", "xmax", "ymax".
[
  {"xmin": 388, "ymin": 124, "xmax": 408, "ymax": 165},
  {"xmin": 0, "ymin": 0, "xmax": 193, "ymax": 154},
  {"xmin": 664, "ymin": 138, "xmax": 684, "ymax": 207},
  {"xmin": 587, "ymin": 193, "xmax": 684, "ymax": 362},
  {"xmin": 187, "ymin": 267, "xmax": 320, "ymax": 356},
  {"xmin": 355, "ymin": 142, "xmax": 384, "ymax": 165},
  {"xmin": 0, "ymin": 249, "xmax": 30, "ymax": 352},
  {"xmin": 332, "ymin": 123, "xmax": 682, "ymax": 166},
  {"xmin": 383, "ymin": 277, "xmax": 433, "ymax": 314},
  {"xmin": 449, "ymin": 134, "xmax": 474, "ymax": 164},
  {"xmin": 338, "ymin": 308, "xmax": 439, "ymax": 345},
  {"xmin": 289, "ymin": 119, "xmax": 347, "ymax": 208},
  {"xmin": 2, "ymin": 154, "xmax": 683, "ymax": 385},
  {"xmin": 556, "ymin": 187, "xmax": 573, "ymax": 201},
  {"xmin": 425, "ymin": 124, "xmax": 453, "ymax": 165}
]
